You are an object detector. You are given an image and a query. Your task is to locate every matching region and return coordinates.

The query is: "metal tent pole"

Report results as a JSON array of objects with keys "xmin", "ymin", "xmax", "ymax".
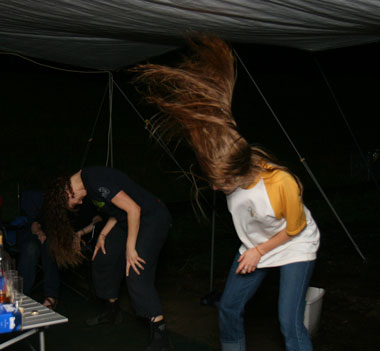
[
  {"xmin": 209, "ymin": 191, "xmax": 216, "ymax": 292},
  {"xmin": 106, "ymin": 72, "xmax": 114, "ymax": 167}
]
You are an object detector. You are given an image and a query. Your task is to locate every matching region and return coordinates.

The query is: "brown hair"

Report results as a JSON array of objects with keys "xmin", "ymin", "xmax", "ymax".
[
  {"xmin": 41, "ymin": 175, "xmax": 84, "ymax": 268},
  {"xmin": 132, "ymin": 35, "xmax": 302, "ymax": 192}
]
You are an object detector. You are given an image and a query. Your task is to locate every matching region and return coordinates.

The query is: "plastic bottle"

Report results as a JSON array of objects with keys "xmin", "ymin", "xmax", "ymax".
[{"xmin": 0, "ymin": 232, "xmax": 11, "ymax": 303}]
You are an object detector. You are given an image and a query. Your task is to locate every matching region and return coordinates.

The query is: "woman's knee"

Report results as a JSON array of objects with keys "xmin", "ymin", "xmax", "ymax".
[
  {"xmin": 92, "ymin": 253, "xmax": 122, "ymax": 275},
  {"xmin": 218, "ymin": 293, "xmax": 240, "ymax": 321},
  {"xmin": 126, "ymin": 269, "xmax": 155, "ymax": 294}
]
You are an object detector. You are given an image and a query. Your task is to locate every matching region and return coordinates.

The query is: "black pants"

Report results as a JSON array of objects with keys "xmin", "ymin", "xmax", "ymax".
[{"xmin": 92, "ymin": 203, "xmax": 171, "ymax": 319}]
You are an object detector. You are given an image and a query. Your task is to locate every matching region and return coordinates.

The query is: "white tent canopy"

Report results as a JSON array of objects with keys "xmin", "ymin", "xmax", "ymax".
[{"xmin": 1, "ymin": 0, "xmax": 380, "ymax": 70}]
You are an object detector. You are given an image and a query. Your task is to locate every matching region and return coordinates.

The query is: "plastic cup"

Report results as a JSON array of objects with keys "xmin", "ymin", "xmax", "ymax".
[
  {"xmin": 10, "ymin": 276, "xmax": 23, "ymax": 308},
  {"xmin": 5, "ymin": 270, "xmax": 18, "ymax": 302}
]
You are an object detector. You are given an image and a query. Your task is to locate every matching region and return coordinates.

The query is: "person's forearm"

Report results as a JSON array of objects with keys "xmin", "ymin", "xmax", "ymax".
[
  {"xmin": 99, "ymin": 217, "xmax": 117, "ymax": 237},
  {"xmin": 78, "ymin": 223, "xmax": 91, "ymax": 236},
  {"xmin": 78, "ymin": 222, "xmax": 93, "ymax": 236},
  {"xmin": 110, "ymin": 190, "xmax": 141, "ymax": 250},
  {"xmin": 256, "ymin": 229, "xmax": 293, "ymax": 256},
  {"xmin": 92, "ymin": 215, "xmax": 103, "ymax": 225},
  {"xmin": 78, "ymin": 216, "xmax": 112, "ymax": 237},
  {"xmin": 126, "ymin": 209, "xmax": 141, "ymax": 250}
]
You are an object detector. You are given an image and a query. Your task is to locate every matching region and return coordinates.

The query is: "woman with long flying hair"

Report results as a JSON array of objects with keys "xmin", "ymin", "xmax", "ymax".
[
  {"xmin": 42, "ymin": 167, "xmax": 173, "ymax": 351},
  {"xmin": 132, "ymin": 35, "xmax": 320, "ymax": 351}
]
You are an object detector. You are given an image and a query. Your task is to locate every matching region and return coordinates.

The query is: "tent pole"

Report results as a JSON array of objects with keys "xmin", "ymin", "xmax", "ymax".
[
  {"xmin": 107, "ymin": 72, "xmax": 114, "ymax": 168},
  {"xmin": 80, "ymin": 81, "xmax": 108, "ymax": 169},
  {"xmin": 209, "ymin": 191, "xmax": 216, "ymax": 292},
  {"xmin": 301, "ymin": 158, "xmax": 366, "ymax": 261},
  {"xmin": 17, "ymin": 182, "xmax": 20, "ymax": 215}
]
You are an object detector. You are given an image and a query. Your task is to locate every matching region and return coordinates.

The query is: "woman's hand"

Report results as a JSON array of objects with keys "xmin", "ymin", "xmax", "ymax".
[
  {"xmin": 126, "ymin": 247, "xmax": 146, "ymax": 277},
  {"xmin": 31, "ymin": 222, "xmax": 46, "ymax": 244},
  {"xmin": 111, "ymin": 191, "xmax": 142, "ymax": 276},
  {"xmin": 91, "ymin": 217, "xmax": 116, "ymax": 261},
  {"xmin": 92, "ymin": 233, "xmax": 107, "ymax": 260},
  {"xmin": 236, "ymin": 247, "xmax": 262, "ymax": 275},
  {"xmin": 37, "ymin": 232, "xmax": 47, "ymax": 244}
]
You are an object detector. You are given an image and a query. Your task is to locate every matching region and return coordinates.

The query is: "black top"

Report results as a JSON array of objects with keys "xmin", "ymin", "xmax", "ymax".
[
  {"xmin": 68, "ymin": 197, "xmax": 100, "ymax": 231},
  {"xmin": 81, "ymin": 166, "xmax": 161, "ymax": 223}
]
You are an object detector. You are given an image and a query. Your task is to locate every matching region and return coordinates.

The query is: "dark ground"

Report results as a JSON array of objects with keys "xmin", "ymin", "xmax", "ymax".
[{"xmin": 1, "ymin": 190, "xmax": 379, "ymax": 351}]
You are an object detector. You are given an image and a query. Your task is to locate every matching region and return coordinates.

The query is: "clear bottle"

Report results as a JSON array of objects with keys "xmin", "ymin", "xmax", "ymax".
[{"xmin": 0, "ymin": 232, "xmax": 11, "ymax": 303}]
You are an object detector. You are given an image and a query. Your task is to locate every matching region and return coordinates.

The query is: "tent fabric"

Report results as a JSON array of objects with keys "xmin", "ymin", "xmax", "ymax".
[{"xmin": 1, "ymin": 0, "xmax": 380, "ymax": 70}]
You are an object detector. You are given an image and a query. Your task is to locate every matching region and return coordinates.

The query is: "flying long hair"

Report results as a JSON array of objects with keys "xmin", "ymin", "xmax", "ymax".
[
  {"xmin": 132, "ymin": 35, "xmax": 302, "ymax": 192},
  {"xmin": 41, "ymin": 175, "xmax": 84, "ymax": 268}
]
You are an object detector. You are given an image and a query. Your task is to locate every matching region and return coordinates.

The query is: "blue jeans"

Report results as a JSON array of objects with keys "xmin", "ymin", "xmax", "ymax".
[
  {"xmin": 17, "ymin": 228, "xmax": 60, "ymax": 298},
  {"xmin": 219, "ymin": 253, "xmax": 315, "ymax": 351}
]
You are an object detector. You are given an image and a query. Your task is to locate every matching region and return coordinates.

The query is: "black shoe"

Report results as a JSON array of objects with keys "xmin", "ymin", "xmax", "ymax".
[
  {"xmin": 86, "ymin": 300, "xmax": 124, "ymax": 326},
  {"xmin": 146, "ymin": 319, "xmax": 173, "ymax": 351}
]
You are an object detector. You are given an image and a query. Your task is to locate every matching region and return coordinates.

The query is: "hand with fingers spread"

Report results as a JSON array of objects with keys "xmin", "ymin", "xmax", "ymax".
[
  {"xmin": 92, "ymin": 233, "xmax": 107, "ymax": 260},
  {"xmin": 236, "ymin": 247, "xmax": 262, "ymax": 275},
  {"xmin": 110, "ymin": 191, "xmax": 145, "ymax": 276},
  {"xmin": 92, "ymin": 217, "xmax": 117, "ymax": 261},
  {"xmin": 126, "ymin": 247, "xmax": 146, "ymax": 276}
]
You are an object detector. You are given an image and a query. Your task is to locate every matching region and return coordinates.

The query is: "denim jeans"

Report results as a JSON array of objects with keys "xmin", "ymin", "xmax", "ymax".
[
  {"xmin": 219, "ymin": 252, "xmax": 315, "ymax": 351},
  {"xmin": 17, "ymin": 228, "xmax": 60, "ymax": 297}
]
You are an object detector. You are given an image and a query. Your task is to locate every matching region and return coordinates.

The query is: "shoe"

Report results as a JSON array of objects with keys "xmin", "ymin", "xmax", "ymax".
[
  {"xmin": 146, "ymin": 319, "xmax": 173, "ymax": 351},
  {"xmin": 86, "ymin": 300, "xmax": 124, "ymax": 326}
]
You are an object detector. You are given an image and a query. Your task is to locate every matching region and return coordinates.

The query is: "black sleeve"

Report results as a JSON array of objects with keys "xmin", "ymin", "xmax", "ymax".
[{"xmin": 83, "ymin": 167, "xmax": 123, "ymax": 204}]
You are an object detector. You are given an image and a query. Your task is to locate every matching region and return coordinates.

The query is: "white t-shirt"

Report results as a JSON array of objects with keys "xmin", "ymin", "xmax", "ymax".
[{"xmin": 227, "ymin": 169, "xmax": 320, "ymax": 268}]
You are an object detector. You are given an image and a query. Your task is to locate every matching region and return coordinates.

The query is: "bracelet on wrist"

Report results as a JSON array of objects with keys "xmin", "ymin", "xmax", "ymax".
[{"xmin": 255, "ymin": 246, "xmax": 264, "ymax": 256}]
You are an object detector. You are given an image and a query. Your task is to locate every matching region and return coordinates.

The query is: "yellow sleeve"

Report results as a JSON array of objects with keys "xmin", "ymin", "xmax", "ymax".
[{"xmin": 264, "ymin": 170, "xmax": 306, "ymax": 236}]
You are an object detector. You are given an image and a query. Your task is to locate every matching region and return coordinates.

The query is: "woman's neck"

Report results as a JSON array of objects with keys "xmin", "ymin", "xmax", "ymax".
[{"xmin": 70, "ymin": 170, "xmax": 85, "ymax": 193}]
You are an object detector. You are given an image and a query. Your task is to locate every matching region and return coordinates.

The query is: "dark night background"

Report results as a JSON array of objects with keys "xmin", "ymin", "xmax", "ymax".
[
  {"xmin": 1, "ymin": 40, "xmax": 380, "ymax": 350},
  {"xmin": 1, "ymin": 41, "xmax": 380, "ymax": 208}
]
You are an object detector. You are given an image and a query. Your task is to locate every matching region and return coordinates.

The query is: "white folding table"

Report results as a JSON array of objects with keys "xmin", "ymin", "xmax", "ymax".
[{"xmin": 0, "ymin": 295, "xmax": 68, "ymax": 350}]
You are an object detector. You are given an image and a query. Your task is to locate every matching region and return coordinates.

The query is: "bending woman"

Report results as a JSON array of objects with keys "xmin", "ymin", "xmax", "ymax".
[
  {"xmin": 42, "ymin": 166, "xmax": 172, "ymax": 351},
  {"xmin": 133, "ymin": 35, "xmax": 320, "ymax": 351}
]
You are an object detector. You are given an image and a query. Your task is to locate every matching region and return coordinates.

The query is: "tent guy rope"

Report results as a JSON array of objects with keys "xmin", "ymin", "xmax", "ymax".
[
  {"xmin": 234, "ymin": 48, "xmax": 366, "ymax": 262},
  {"xmin": 313, "ymin": 54, "xmax": 380, "ymax": 194}
]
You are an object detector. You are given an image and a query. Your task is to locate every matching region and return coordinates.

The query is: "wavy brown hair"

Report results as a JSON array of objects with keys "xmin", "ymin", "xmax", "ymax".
[
  {"xmin": 132, "ymin": 34, "xmax": 302, "ymax": 192},
  {"xmin": 41, "ymin": 174, "xmax": 84, "ymax": 268}
]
